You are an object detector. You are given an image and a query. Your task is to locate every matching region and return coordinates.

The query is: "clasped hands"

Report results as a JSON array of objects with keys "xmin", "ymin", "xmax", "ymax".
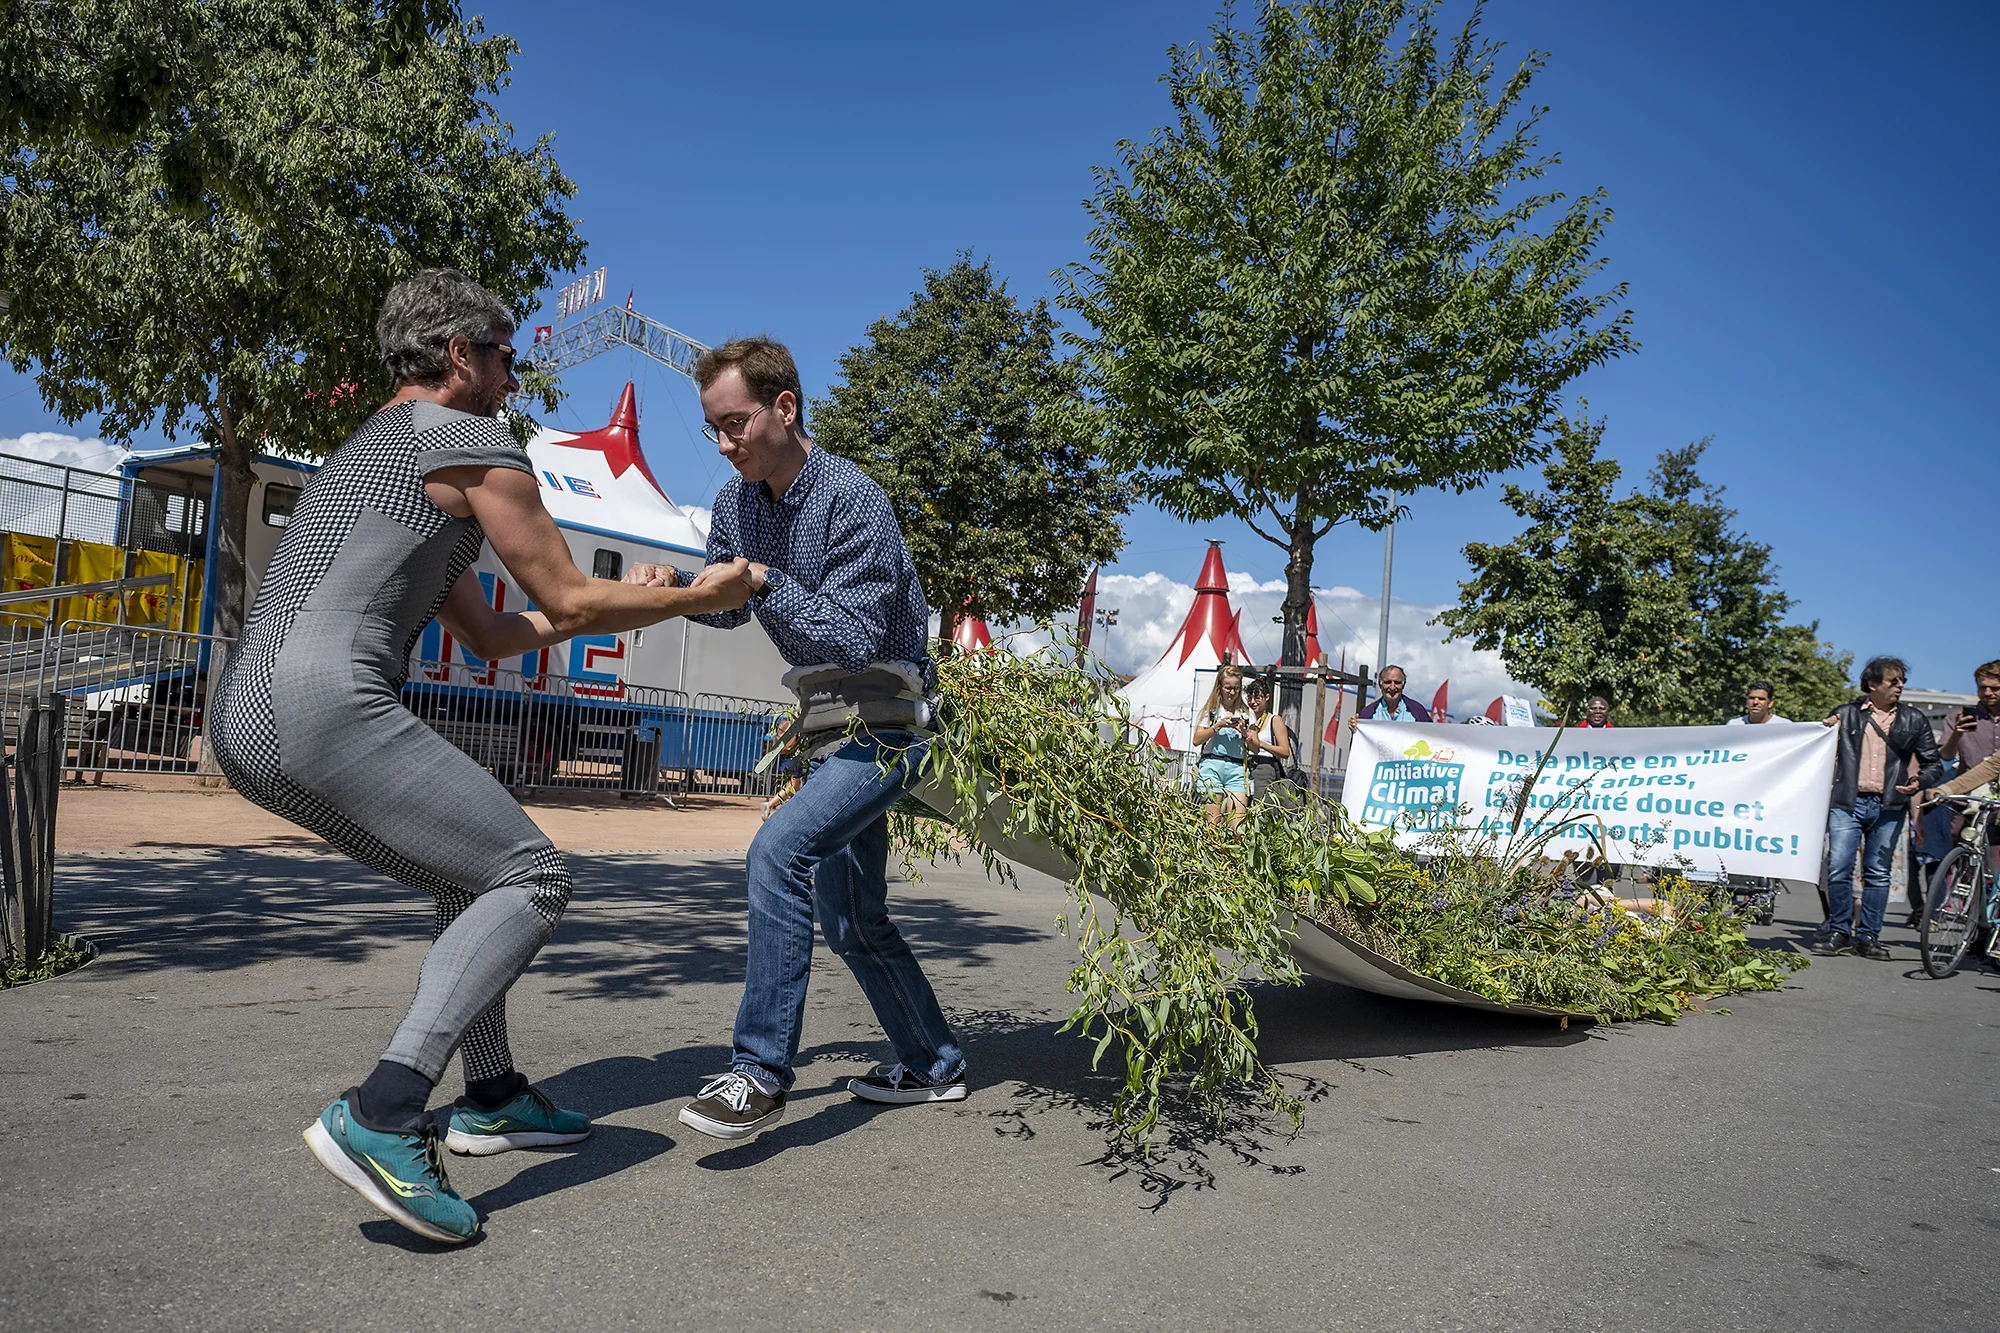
[{"xmin": 624, "ymin": 558, "xmax": 767, "ymax": 611}]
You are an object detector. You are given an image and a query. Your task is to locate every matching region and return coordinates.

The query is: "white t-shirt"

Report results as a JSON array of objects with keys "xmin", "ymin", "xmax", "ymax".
[{"xmin": 1725, "ymin": 714, "xmax": 1790, "ymax": 725}]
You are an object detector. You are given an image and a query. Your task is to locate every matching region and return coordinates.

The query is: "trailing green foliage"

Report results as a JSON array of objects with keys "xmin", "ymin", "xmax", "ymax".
[
  {"xmin": 892, "ymin": 645, "xmax": 1802, "ymax": 1137},
  {"xmin": 890, "ymin": 645, "xmax": 1406, "ymax": 1136},
  {"xmin": 0, "ymin": 935, "xmax": 92, "ymax": 989}
]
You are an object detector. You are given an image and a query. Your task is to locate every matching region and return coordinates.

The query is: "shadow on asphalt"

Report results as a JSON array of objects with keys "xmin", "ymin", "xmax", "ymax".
[
  {"xmin": 60, "ymin": 850, "xmax": 1620, "ymax": 1212},
  {"xmin": 59, "ymin": 853, "xmax": 1041, "ymax": 1000},
  {"xmin": 465, "ymin": 1122, "xmax": 677, "ymax": 1219},
  {"xmin": 351, "ymin": 1126, "xmax": 680, "ymax": 1249}
]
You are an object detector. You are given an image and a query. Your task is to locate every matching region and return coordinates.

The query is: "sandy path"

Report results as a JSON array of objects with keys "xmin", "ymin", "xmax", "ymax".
[{"xmin": 52, "ymin": 773, "xmax": 764, "ymax": 852}]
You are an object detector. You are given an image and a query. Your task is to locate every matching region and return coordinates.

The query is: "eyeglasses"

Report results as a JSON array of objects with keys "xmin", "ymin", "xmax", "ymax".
[
  {"xmin": 471, "ymin": 339, "xmax": 517, "ymax": 372},
  {"xmin": 702, "ymin": 404, "xmax": 771, "ymax": 443}
]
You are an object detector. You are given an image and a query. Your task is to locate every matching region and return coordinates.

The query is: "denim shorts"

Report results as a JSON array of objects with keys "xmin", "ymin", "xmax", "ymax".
[{"xmin": 1195, "ymin": 755, "xmax": 1248, "ymax": 795}]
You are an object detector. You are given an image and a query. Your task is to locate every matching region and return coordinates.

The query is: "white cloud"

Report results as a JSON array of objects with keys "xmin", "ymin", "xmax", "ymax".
[
  {"xmin": 0, "ymin": 431, "xmax": 127, "ymax": 475},
  {"xmin": 1003, "ymin": 568, "xmax": 1535, "ymax": 717}
]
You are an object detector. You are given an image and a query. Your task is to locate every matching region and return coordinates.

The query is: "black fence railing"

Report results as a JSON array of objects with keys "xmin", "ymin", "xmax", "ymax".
[{"xmin": 1, "ymin": 694, "xmax": 63, "ymax": 968}]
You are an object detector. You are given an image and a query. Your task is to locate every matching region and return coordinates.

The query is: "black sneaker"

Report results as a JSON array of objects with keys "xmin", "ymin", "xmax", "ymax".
[
  {"xmin": 1854, "ymin": 935, "xmax": 1892, "ymax": 961},
  {"xmin": 848, "ymin": 1062, "xmax": 969, "ymax": 1105},
  {"xmin": 677, "ymin": 1071, "xmax": 785, "ymax": 1140},
  {"xmin": 1810, "ymin": 930, "xmax": 1852, "ymax": 957}
]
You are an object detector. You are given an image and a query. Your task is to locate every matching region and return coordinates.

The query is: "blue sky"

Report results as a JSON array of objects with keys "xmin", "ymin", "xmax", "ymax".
[{"xmin": 4, "ymin": 1, "xmax": 1994, "ymax": 697}]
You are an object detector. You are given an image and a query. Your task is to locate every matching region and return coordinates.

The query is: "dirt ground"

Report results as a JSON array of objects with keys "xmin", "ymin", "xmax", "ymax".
[{"xmin": 52, "ymin": 772, "xmax": 765, "ymax": 852}]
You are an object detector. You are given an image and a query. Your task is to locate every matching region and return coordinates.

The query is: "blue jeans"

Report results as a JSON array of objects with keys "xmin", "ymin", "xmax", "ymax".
[
  {"xmin": 1825, "ymin": 794, "xmax": 1903, "ymax": 939},
  {"xmin": 731, "ymin": 731, "xmax": 964, "ymax": 1092}
]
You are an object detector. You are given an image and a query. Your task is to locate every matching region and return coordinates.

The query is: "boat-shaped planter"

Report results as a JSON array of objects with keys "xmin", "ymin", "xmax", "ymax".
[{"xmin": 906, "ymin": 775, "xmax": 1591, "ymax": 1023}]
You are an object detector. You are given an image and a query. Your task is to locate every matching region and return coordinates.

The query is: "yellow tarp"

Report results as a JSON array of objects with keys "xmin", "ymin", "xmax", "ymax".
[
  {"xmin": 61, "ymin": 539, "xmax": 125, "ymax": 627},
  {"xmin": 0, "ymin": 531, "xmax": 202, "ymax": 632},
  {"xmin": 126, "ymin": 548, "xmax": 202, "ymax": 631},
  {"xmin": 3, "ymin": 532, "xmax": 58, "ymax": 626}
]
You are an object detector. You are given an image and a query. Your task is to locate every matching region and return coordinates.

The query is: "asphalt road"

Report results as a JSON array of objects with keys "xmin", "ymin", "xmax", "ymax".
[{"xmin": 3, "ymin": 850, "xmax": 1996, "ymax": 1332}]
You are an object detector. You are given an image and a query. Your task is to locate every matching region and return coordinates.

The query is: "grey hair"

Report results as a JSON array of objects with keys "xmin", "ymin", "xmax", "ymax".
[{"xmin": 376, "ymin": 268, "xmax": 513, "ymax": 387}]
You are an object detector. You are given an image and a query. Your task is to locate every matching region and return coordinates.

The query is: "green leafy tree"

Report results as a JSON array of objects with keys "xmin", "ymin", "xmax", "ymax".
[
  {"xmin": 1748, "ymin": 623, "xmax": 1854, "ymax": 726},
  {"xmin": 0, "ymin": 1, "xmax": 582, "ymax": 639},
  {"xmin": 812, "ymin": 255, "xmax": 1129, "ymax": 634},
  {"xmin": 1, "ymin": 1, "xmax": 453, "ymax": 153},
  {"xmin": 1437, "ymin": 415, "xmax": 1848, "ymax": 722},
  {"xmin": 1055, "ymin": 0, "xmax": 1633, "ymax": 678}
]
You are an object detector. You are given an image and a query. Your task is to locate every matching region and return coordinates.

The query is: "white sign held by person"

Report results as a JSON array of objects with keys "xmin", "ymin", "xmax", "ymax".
[{"xmin": 1343, "ymin": 722, "xmax": 1837, "ymax": 879}]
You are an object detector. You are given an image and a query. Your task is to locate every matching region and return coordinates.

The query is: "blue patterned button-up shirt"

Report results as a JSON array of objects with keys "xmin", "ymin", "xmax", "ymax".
[{"xmin": 678, "ymin": 445, "xmax": 933, "ymax": 684}]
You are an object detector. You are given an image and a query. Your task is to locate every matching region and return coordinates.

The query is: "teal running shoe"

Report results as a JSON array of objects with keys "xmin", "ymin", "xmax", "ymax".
[
  {"xmin": 443, "ymin": 1084, "xmax": 591, "ymax": 1156},
  {"xmin": 303, "ymin": 1095, "xmax": 479, "ymax": 1244}
]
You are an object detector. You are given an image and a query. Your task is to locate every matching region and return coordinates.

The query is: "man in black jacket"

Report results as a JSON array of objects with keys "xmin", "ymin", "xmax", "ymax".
[{"xmin": 1815, "ymin": 656, "xmax": 1943, "ymax": 959}]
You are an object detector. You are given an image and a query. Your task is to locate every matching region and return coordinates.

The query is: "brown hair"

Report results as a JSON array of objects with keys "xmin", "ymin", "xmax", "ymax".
[
  {"xmin": 694, "ymin": 336, "xmax": 806, "ymax": 427},
  {"xmin": 1975, "ymin": 660, "xmax": 2000, "ymax": 685}
]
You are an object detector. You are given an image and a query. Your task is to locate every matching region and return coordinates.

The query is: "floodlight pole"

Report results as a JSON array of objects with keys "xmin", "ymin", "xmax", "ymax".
[
  {"xmin": 1375, "ymin": 521, "xmax": 1395, "ymax": 678},
  {"xmin": 1094, "ymin": 607, "xmax": 1119, "ymax": 668}
]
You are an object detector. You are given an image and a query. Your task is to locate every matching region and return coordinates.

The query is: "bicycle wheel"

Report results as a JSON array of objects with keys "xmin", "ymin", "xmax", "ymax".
[{"xmin": 1919, "ymin": 846, "xmax": 1981, "ymax": 979}]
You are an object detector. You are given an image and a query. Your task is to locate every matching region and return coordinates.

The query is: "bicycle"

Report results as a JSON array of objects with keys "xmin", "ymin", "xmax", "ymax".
[{"xmin": 1916, "ymin": 793, "xmax": 2000, "ymax": 979}]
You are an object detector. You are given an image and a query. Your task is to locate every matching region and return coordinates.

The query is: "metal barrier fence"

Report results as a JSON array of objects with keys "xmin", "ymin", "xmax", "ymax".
[
  {"xmin": 401, "ymin": 660, "xmax": 689, "ymax": 797},
  {"xmin": 680, "ymin": 693, "xmax": 791, "ymax": 800},
  {"xmin": 0, "ymin": 621, "xmax": 211, "ymax": 776},
  {"xmin": 0, "ymin": 620, "xmax": 793, "ymax": 801}
]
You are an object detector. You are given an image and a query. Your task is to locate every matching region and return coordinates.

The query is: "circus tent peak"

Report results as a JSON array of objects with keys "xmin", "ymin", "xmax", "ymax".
[
  {"xmin": 524, "ymin": 383, "xmax": 709, "ymax": 557},
  {"xmin": 1162, "ymin": 541, "xmax": 1251, "ymax": 669},
  {"xmin": 551, "ymin": 382, "xmax": 670, "ymax": 502}
]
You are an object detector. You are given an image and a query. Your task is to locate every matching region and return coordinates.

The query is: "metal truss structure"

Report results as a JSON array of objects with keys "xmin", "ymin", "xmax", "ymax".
[{"xmin": 526, "ymin": 306, "xmax": 710, "ymax": 384}]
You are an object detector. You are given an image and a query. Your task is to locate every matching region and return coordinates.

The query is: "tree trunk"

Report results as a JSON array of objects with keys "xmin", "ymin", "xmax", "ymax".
[
  {"xmin": 211, "ymin": 401, "xmax": 256, "ymax": 643},
  {"xmin": 1276, "ymin": 331, "xmax": 1321, "ymax": 733},
  {"xmin": 1277, "ymin": 495, "xmax": 1317, "ymax": 743}
]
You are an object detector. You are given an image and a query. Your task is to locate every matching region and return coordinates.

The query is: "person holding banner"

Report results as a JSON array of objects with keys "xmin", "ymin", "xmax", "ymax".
[
  {"xmin": 1348, "ymin": 664, "xmax": 1430, "ymax": 732},
  {"xmin": 1726, "ymin": 682, "xmax": 1789, "ymax": 725},
  {"xmin": 1815, "ymin": 657, "xmax": 1943, "ymax": 959}
]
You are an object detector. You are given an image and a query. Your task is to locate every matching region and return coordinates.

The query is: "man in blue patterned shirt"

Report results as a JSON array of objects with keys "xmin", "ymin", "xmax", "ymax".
[{"xmin": 630, "ymin": 337, "xmax": 963, "ymax": 1140}]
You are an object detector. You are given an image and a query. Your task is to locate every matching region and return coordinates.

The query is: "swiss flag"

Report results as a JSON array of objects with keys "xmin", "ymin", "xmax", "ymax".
[
  {"xmin": 532, "ymin": 325, "xmax": 553, "ymax": 346},
  {"xmin": 1431, "ymin": 680, "xmax": 1449, "ymax": 720}
]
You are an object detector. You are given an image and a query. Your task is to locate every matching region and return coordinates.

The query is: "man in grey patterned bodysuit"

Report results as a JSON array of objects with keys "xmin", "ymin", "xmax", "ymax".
[{"xmin": 210, "ymin": 270, "xmax": 752, "ymax": 1243}]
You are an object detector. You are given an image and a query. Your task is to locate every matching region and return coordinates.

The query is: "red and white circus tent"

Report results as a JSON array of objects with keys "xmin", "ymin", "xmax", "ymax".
[
  {"xmin": 525, "ymin": 382, "xmax": 710, "ymax": 557},
  {"xmin": 950, "ymin": 611, "xmax": 993, "ymax": 654},
  {"xmin": 1116, "ymin": 541, "xmax": 1253, "ymax": 752}
]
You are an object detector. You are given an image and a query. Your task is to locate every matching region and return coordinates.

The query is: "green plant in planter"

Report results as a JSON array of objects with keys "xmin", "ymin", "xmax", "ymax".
[{"xmin": 890, "ymin": 640, "xmax": 1801, "ymax": 1139}]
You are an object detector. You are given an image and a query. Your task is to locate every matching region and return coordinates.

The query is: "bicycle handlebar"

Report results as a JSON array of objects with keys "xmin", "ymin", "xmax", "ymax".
[{"xmin": 1918, "ymin": 792, "xmax": 2000, "ymax": 811}]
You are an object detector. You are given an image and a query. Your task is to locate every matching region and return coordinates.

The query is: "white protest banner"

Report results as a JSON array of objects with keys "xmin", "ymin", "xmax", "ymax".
[{"xmin": 1342, "ymin": 721, "xmax": 1837, "ymax": 879}]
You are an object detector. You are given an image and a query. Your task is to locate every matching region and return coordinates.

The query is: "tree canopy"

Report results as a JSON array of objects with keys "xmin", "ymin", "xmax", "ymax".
[
  {"xmin": 812, "ymin": 255, "xmax": 1129, "ymax": 634},
  {"xmin": 1055, "ymin": 0, "xmax": 1633, "ymax": 679},
  {"xmin": 0, "ymin": 0, "xmax": 582, "ymax": 637},
  {"xmin": 1435, "ymin": 416, "xmax": 1851, "ymax": 722}
]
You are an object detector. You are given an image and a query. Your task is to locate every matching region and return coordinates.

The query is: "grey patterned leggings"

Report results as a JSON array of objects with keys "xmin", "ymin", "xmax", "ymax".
[{"xmin": 212, "ymin": 658, "xmax": 572, "ymax": 1086}]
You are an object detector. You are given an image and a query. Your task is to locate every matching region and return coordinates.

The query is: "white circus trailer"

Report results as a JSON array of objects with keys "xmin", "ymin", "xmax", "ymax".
[{"xmin": 119, "ymin": 382, "xmax": 789, "ymax": 703}]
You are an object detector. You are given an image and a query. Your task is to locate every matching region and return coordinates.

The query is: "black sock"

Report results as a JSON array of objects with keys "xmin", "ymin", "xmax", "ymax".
[
  {"xmin": 463, "ymin": 1069, "xmax": 527, "ymax": 1111},
  {"xmin": 352, "ymin": 1060, "xmax": 435, "ymax": 1134}
]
